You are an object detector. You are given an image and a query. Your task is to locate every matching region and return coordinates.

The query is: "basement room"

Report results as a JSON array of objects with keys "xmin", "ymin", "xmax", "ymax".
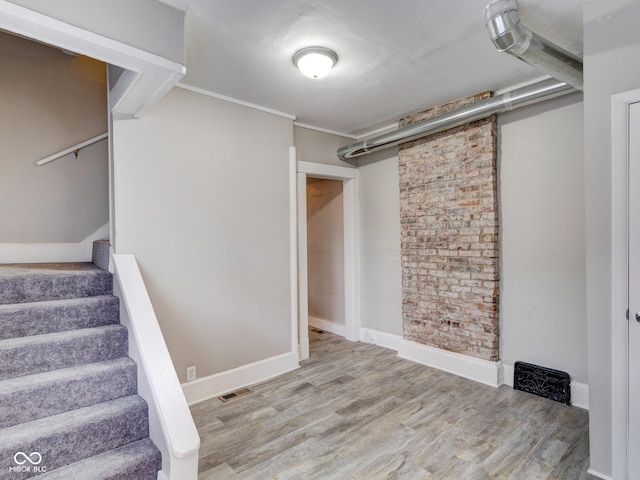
[{"xmin": 0, "ymin": 0, "xmax": 638, "ymax": 479}]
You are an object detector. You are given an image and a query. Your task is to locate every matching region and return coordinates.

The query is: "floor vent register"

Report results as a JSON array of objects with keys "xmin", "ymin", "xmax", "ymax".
[
  {"xmin": 219, "ymin": 388, "xmax": 253, "ymax": 402},
  {"xmin": 513, "ymin": 361, "xmax": 571, "ymax": 405}
]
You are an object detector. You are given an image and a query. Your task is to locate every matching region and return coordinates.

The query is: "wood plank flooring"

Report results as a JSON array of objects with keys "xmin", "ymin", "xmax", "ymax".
[{"xmin": 191, "ymin": 329, "xmax": 591, "ymax": 479}]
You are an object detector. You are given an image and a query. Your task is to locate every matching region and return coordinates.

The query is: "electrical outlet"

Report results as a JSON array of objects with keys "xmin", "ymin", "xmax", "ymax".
[{"xmin": 187, "ymin": 366, "xmax": 196, "ymax": 382}]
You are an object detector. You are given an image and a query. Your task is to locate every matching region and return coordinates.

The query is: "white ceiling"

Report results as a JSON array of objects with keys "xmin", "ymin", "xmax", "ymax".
[{"xmin": 176, "ymin": 0, "xmax": 586, "ymax": 138}]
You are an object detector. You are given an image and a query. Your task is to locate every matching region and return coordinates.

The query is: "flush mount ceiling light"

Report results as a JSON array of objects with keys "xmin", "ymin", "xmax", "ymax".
[{"xmin": 293, "ymin": 47, "xmax": 338, "ymax": 79}]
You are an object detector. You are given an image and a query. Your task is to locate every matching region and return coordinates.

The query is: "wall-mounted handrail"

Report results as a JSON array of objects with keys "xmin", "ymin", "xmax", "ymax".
[{"xmin": 36, "ymin": 132, "xmax": 108, "ymax": 166}]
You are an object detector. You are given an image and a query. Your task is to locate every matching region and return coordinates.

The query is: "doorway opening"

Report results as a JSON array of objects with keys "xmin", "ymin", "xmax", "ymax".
[
  {"xmin": 295, "ymin": 160, "xmax": 360, "ymax": 361},
  {"xmin": 306, "ymin": 177, "xmax": 345, "ymax": 338}
]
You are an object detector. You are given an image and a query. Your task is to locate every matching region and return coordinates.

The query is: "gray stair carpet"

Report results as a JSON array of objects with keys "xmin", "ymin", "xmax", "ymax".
[
  {"xmin": 0, "ymin": 295, "xmax": 119, "ymax": 340},
  {"xmin": 0, "ymin": 263, "xmax": 112, "ymax": 304},
  {"xmin": 38, "ymin": 439, "xmax": 161, "ymax": 480},
  {"xmin": 0, "ymin": 262, "xmax": 161, "ymax": 479}
]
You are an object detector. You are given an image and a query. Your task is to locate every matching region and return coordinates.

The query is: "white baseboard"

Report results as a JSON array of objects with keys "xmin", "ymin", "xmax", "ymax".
[
  {"xmin": 341, "ymin": 326, "xmax": 590, "ymax": 408},
  {"xmin": 587, "ymin": 468, "xmax": 613, "ymax": 480},
  {"xmin": 502, "ymin": 364, "xmax": 589, "ymax": 410},
  {"xmin": 360, "ymin": 327, "xmax": 402, "ymax": 351},
  {"xmin": 398, "ymin": 338, "xmax": 503, "ymax": 388},
  {"xmin": 309, "ymin": 316, "xmax": 346, "ymax": 338},
  {"xmin": 182, "ymin": 351, "xmax": 299, "ymax": 406},
  {"xmin": 360, "ymin": 327, "xmax": 501, "ymax": 387},
  {"xmin": 502, "ymin": 365, "xmax": 514, "ymax": 386},
  {"xmin": 0, "ymin": 224, "xmax": 109, "ymax": 263}
]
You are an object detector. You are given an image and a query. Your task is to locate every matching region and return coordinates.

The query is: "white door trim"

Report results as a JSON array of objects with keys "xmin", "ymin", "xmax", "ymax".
[
  {"xmin": 289, "ymin": 148, "xmax": 300, "ymax": 360},
  {"xmin": 611, "ymin": 87, "xmax": 640, "ymax": 480},
  {"xmin": 296, "ymin": 171, "xmax": 310, "ymax": 360},
  {"xmin": 295, "ymin": 161, "xmax": 361, "ymax": 360}
]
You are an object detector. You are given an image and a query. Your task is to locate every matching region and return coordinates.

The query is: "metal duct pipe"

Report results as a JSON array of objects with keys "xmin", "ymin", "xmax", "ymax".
[
  {"xmin": 336, "ymin": 0, "xmax": 582, "ymax": 160},
  {"xmin": 484, "ymin": 0, "xmax": 583, "ymax": 90},
  {"xmin": 337, "ymin": 78, "xmax": 573, "ymax": 160}
]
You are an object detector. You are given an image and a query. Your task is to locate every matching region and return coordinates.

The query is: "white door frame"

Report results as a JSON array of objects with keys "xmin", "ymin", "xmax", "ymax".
[
  {"xmin": 290, "ymin": 155, "xmax": 361, "ymax": 361},
  {"xmin": 611, "ymin": 87, "xmax": 640, "ymax": 479}
]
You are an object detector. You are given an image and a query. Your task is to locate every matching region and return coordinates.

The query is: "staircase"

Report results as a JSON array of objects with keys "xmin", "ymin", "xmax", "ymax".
[{"xmin": 0, "ymin": 261, "xmax": 161, "ymax": 479}]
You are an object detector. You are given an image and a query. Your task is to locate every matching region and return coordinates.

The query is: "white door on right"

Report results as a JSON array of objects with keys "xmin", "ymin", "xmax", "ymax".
[{"xmin": 628, "ymin": 100, "xmax": 640, "ymax": 478}]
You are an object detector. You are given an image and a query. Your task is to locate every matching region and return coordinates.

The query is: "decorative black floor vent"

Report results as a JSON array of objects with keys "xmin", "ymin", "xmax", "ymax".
[{"xmin": 513, "ymin": 361, "xmax": 571, "ymax": 405}]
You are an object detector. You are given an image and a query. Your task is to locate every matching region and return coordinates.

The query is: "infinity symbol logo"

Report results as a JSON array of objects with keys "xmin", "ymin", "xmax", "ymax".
[{"xmin": 13, "ymin": 452, "xmax": 42, "ymax": 465}]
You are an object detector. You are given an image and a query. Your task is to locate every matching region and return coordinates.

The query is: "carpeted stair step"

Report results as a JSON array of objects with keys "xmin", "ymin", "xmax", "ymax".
[
  {"xmin": 0, "ymin": 357, "xmax": 137, "ymax": 428},
  {"xmin": 0, "ymin": 295, "xmax": 119, "ymax": 340},
  {"xmin": 0, "ymin": 395, "xmax": 150, "ymax": 480},
  {"xmin": 91, "ymin": 240, "xmax": 111, "ymax": 272},
  {"xmin": 0, "ymin": 325, "xmax": 128, "ymax": 381},
  {"xmin": 0, "ymin": 263, "xmax": 112, "ymax": 305},
  {"xmin": 38, "ymin": 438, "xmax": 161, "ymax": 480}
]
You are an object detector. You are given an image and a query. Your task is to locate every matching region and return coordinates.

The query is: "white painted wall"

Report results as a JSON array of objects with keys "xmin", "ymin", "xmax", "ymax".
[
  {"xmin": 584, "ymin": 0, "xmax": 640, "ymax": 475},
  {"xmin": 306, "ymin": 178, "xmax": 345, "ymax": 328},
  {"xmin": 0, "ymin": 31, "xmax": 108, "ymax": 244},
  {"xmin": 499, "ymin": 93, "xmax": 587, "ymax": 383},
  {"xmin": 357, "ymin": 149, "xmax": 403, "ymax": 336},
  {"xmin": 293, "ymin": 126, "xmax": 355, "ymax": 167},
  {"xmin": 7, "ymin": 0, "xmax": 185, "ymax": 65},
  {"xmin": 113, "ymin": 87, "xmax": 294, "ymax": 383}
]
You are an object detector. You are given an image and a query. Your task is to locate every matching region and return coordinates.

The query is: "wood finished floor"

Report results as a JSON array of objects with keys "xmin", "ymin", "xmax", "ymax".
[{"xmin": 191, "ymin": 329, "xmax": 591, "ymax": 479}]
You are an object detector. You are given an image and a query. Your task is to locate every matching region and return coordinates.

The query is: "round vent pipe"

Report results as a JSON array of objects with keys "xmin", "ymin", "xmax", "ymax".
[
  {"xmin": 484, "ymin": 0, "xmax": 583, "ymax": 90},
  {"xmin": 336, "ymin": 0, "xmax": 582, "ymax": 160},
  {"xmin": 337, "ymin": 78, "xmax": 572, "ymax": 160}
]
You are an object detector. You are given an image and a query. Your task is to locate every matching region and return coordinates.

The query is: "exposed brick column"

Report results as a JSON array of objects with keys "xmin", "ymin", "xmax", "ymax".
[{"xmin": 398, "ymin": 92, "xmax": 500, "ymax": 361}]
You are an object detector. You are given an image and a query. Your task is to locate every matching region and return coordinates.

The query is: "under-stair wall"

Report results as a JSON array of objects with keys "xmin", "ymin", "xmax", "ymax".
[{"xmin": 113, "ymin": 87, "xmax": 297, "ymax": 394}]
